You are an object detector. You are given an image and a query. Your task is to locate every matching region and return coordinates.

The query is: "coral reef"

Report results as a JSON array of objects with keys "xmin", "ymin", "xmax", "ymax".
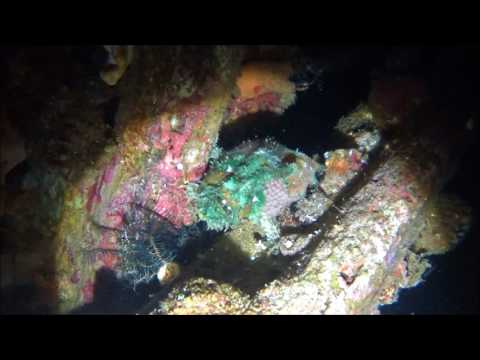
[
  {"xmin": 3, "ymin": 46, "xmax": 474, "ymax": 315},
  {"xmin": 0, "ymin": 47, "xmax": 235, "ymax": 312},
  {"xmin": 40, "ymin": 46, "xmax": 303, "ymax": 312}
]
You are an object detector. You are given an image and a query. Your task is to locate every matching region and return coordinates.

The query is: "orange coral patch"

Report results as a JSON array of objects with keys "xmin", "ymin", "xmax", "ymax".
[{"xmin": 236, "ymin": 62, "xmax": 294, "ymax": 99}]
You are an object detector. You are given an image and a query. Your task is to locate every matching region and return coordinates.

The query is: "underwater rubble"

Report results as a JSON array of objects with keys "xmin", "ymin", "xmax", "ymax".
[{"xmin": 1, "ymin": 46, "xmax": 475, "ymax": 314}]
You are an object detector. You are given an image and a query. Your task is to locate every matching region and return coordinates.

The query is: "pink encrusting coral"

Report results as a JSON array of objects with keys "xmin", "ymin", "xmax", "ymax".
[
  {"xmin": 97, "ymin": 249, "xmax": 120, "ymax": 269},
  {"xmin": 86, "ymin": 154, "xmax": 121, "ymax": 213},
  {"xmin": 99, "ymin": 230, "xmax": 118, "ymax": 251},
  {"xmin": 103, "ymin": 155, "xmax": 120, "ymax": 183},
  {"xmin": 86, "ymin": 179, "xmax": 102, "ymax": 213},
  {"xmin": 103, "ymin": 180, "xmax": 136, "ymax": 228},
  {"xmin": 98, "ymin": 102, "xmax": 210, "ymax": 232},
  {"xmin": 150, "ymin": 104, "xmax": 208, "ymax": 150},
  {"xmin": 153, "ymin": 183, "xmax": 194, "ymax": 227},
  {"xmin": 228, "ymin": 91, "xmax": 282, "ymax": 120},
  {"xmin": 82, "ymin": 279, "xmax": 95, "ymax": 303},
  {"xmin": 147, "ymin": 103, "xmax": 210, "ymax": 226}
]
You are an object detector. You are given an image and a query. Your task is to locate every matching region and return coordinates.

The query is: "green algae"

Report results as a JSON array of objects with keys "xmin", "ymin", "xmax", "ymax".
[{"xmin": 190, "ymin": 147, "xmax": 295, "ymax": 232}]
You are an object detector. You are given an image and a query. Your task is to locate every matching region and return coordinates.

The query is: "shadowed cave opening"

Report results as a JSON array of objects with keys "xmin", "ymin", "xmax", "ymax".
[{"xmin": 218, "ymin": 56, "xmax": 376, "ymax": 156}]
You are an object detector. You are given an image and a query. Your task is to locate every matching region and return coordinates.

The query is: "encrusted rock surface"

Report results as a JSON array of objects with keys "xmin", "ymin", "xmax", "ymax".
[
  {"xmin": 2, "ymin": 47, "xmax": 474, "ymax": 315},
  {"xmin": 150, "ymin": 94, "xmax": 474, "ymax": 315}
]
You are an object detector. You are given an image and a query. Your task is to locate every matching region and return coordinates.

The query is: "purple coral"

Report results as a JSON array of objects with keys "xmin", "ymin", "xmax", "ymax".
[{"xmin": 263, "ymin": 179, "xmax": 292, "ymax": 218}]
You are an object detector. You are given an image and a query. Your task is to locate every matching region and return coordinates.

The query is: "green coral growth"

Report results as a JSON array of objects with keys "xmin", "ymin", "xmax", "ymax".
[{"xmin": 189, "ymin": 146, "xmax": 295, "ymax": 233}]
